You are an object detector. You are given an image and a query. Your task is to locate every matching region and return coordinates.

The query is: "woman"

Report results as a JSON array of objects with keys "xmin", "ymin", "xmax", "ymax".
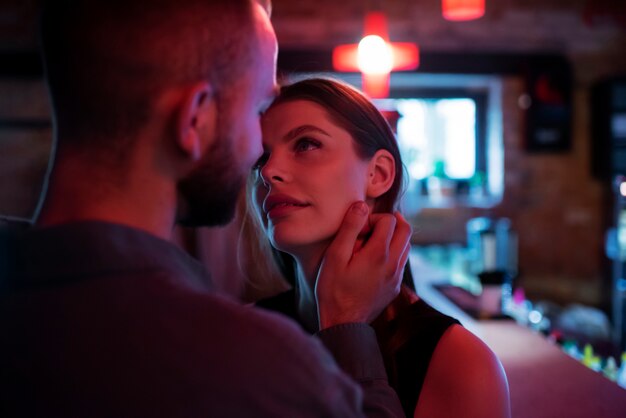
[{"xmin": 246, "ymin": 77, "xmax": 510, "ymax": 418}]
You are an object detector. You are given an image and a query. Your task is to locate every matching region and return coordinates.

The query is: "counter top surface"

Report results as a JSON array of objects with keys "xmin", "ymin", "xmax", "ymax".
[
  {"xmin": 410, "ymin": 250, "xmax": 626, "ymax": 418},
  {"xmin": 478, "ymin": 321, "xmax": 626, "ymax": 418}
]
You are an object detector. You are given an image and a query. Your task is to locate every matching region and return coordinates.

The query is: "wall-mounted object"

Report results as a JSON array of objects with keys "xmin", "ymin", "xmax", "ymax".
[{"xmin": 523, "ymin": 56, "xmax": 573, "ymax": 153}]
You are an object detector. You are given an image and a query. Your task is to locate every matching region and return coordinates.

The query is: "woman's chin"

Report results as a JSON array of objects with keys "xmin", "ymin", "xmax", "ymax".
[
  {"xmin": 270, "ymin": 238, "xmax": 311, "ymax": 255},
  {"xmin": 270, "ymin": 233, "xmax": 332, "ymax": 258}
]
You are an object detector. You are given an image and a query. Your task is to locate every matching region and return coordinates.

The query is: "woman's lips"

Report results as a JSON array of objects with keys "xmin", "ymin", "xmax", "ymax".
[{"xmin": 263, "ymin": 194, "xmax": 310, "ymax": 220}]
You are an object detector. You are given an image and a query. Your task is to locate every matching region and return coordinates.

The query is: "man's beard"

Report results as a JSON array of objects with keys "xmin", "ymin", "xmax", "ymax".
[{"xmin": 176, "ymin": 132, "xmax": 245, "ymax": 227}]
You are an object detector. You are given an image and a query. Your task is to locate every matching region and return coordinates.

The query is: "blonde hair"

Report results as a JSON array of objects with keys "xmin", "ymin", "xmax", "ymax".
[{"xmin": 237, "ymin": 179, "xmax": 290, "ymax": 303}]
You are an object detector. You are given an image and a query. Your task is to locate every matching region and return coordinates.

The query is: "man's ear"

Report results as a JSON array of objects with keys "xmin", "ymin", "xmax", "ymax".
[
  {"xmin": 177, "ymin": 81, "xmax": 215, "ymax": 161},
  {"xmin": 366, "ymin": 149, "xmax": 396, "ymax": 199}
]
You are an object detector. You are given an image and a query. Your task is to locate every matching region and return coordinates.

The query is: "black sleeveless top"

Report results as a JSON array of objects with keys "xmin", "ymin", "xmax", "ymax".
[{"xmin": 257, "ymin": 290, "xmax": 460, "ymax": 417}]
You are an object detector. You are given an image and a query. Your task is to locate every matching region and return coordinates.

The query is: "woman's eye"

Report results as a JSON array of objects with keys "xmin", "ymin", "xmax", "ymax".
[{"xmin": 294, "ymin": 138, "xmax": 321, "ymax": 153}]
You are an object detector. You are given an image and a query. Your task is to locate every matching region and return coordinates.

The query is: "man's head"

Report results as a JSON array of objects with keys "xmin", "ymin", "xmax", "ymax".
[
  {"xmin": 40, "ymin": 0, "xmax": 278, "ymax": 227},
  {"xmin": 177, "ymin": 6, "xmax": 278, "ymax": 226}
]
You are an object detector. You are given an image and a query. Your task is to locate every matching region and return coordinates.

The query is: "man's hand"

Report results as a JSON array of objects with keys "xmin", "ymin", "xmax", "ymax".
[{"xmin": 315, "ymin": 201, "xmax": 412, "ymax": 330}]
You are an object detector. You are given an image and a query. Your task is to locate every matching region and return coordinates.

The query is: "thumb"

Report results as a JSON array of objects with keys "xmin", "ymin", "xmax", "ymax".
[{"xmin": 325, "ymin": 201, "xmax": 369, "ymax": 263}]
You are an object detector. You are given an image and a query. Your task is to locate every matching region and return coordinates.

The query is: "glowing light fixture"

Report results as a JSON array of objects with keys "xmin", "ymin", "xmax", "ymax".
[
  {"xmin": 620, "ymin": 180, "xmax": 626, "ymax": 197},
  {"xmin": 332, "ymin": 11, "xmax": 419, "ymax": 98},
  {"xmin": 442, "ymin": 0, "xmax": 485, "ymax": 21},
  {"xmin": 357, "ymin": 35, "xmax": 393, "ymax": 74}
]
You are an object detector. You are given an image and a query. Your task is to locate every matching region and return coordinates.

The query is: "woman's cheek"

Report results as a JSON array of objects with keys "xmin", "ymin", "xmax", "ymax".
[
  {"xmin": 327, "ymin": 200, "xmax": 357, "ymax": 234},
  {"xmin": 327, "ymin": 187, "xmax": 368, "ymax": 237}
]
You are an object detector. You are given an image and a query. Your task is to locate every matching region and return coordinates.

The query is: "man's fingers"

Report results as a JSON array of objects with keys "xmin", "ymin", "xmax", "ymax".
[
  {"xmin": 360, "ymin": 214, "xmax": 396, "ymax": 261},
  {"xmin": 359, "ymin": 212, "xmax": 411, "ymax": 278},
  {"xmin": 326, "ymin": 201, "xmax": 369, "ymax": 263},
  {"xmin": 357, "ymin": 213, "xmax": 385, "ymax": 239},
  {"xmin": 389, "ymin": 212, "xmax": 412, "ymax": 263},
  {"xmin": 396, "ymin": 241, "xmax": 411, "ymax": 281},
  {"xmin": 339, "ymin": 209, "xmax": 411, "ymax": 275},
  {"xmin": 401, "ymin": 241, "xmax": 411, "ymax": 269}
]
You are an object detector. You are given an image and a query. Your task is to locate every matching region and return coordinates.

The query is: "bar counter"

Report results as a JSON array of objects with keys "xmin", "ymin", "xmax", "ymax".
[{"xmin": 410, "ymin": 251, "xmax": 626, "ymax": 418}]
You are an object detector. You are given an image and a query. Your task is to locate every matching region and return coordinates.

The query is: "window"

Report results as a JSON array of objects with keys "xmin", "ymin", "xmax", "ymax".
[
  {"xmin": 298, "ymin": 72, "xmax": 504, "ymax": 213},
  {"xmin": 375, "ymin": 88, "xmax": 489, "ymax": 211},
  {"xmin": 394, "ymin": 97, "xmax": 479, "ymax": 180}
]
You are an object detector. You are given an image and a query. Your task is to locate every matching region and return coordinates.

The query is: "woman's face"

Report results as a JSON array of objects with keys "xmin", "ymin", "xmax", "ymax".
[{"xmin": 253, "ymin": 99, "xmax": 370, "ymax": 255}]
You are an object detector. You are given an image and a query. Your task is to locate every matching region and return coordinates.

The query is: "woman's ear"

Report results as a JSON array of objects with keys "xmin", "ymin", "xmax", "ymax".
[
  {"xmin": 366, "ymin": 149, "xmax": 396, "ymax": 199},
  {"xmin": 176, "ymin": 81, "xmax": 216, "ymax": 161}
]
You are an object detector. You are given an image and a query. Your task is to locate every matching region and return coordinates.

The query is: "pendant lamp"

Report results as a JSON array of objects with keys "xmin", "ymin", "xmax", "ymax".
[{"xmin": 442, "ymin": 0, "xmax": 485, "ymax": 21}]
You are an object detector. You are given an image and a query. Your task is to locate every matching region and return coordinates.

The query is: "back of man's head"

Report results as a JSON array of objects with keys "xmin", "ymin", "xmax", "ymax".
[{"xmin": 40, "ymin": 0, "xmax": 257, "ymax": 155}]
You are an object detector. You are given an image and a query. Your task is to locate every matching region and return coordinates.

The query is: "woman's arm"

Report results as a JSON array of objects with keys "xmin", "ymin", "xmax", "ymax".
[{"xmin": 414, "ymin": 324, "xmax": 511, "ymax": 418}]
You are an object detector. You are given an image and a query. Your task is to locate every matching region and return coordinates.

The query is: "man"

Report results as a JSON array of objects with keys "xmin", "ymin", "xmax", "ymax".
[{"xmin": 0, "ymin": 1, "xmax": 411, "ymax": 416}]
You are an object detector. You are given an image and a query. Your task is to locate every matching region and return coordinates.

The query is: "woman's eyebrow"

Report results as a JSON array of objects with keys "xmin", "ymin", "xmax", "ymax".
[{"xmin": 283, "ymin": 125, "xmax": 331, "ymax": 142}]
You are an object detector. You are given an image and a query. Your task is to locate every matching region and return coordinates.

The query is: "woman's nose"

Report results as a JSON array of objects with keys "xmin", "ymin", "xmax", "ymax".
[{"xmin": 259, "ymin": 152, "xmax": 287, "ymax": 187}]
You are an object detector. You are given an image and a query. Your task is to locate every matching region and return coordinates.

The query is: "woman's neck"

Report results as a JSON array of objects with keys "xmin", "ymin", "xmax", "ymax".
[{"xmin": 291, "ymin": 243, "xmax": 328, "ymax": 333}]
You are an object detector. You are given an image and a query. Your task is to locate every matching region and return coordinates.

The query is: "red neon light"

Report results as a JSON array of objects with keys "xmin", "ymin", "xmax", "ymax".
[
  {"xmin": 333, "ymin": 43, "xmax": 419, "ymax": 73},
  {"xmin": 392, "ymin": 43, "xmax": 420, "ymax": 71},
  {"xmin": 364, "ymin": 11, "xmax": 388, "ymax": 39},
  {"xmin": 362, "ymin": 74, "xmax": 389, "ymax": 99},
  {"xmin": 442, "ymin": 0, "xmax": 485, "ymax": 21},
  {"xmin": 332, "ymin": 12, "xmax": 419, "ymax": 98},
  {"xmin": 332, "ymin": 44, "xmax": 359, "ymax": 72}
]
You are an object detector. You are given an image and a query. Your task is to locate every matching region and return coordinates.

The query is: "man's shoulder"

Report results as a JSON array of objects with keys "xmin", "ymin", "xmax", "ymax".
[
  {"xmin": 131, "ymin": 275, "xmax": 312, "ymax": 353},
  {"xmin": 0, "ymin": 218, "xmax": 30, "ymax": 282},
  {"xmin": 0, "ymin": 218, "xmax": 31, "ymax": 249},
  {"xmin": 180, "ymin": 288, "xmax": 318, "ymax": 355},
  {"xmin": 153, "ymin": 287, "xmax": 357, "ymax": 409}
]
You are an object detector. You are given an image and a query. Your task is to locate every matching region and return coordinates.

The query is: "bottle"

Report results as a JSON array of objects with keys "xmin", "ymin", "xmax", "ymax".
[
  {"xmin": 603, "ymin": 357, "xmax": 618, "ymax": 382},
  {"xmin": 582, "ymin": 344, "xmax": 601, "ymax": 372}
]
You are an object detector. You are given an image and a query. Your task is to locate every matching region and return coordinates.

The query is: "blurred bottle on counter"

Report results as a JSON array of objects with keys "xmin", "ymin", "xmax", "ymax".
[
  {"xmin": 427, "ymin": 160, "xmax": 455, "ymax": 201},
  {"xmin": 582, "ymin": 344, "xmax": 602, "ymax": 372},
  {"xmin": 603, "ymin": 357, "xmax": 618, "ymax": 382},
  {"xmin": 467, "ymin": 217, "xmax": 518, "ymax": 276},
  {"xmin": 467, "ymin": 217, "xmax": 518, "ymax": 316}
]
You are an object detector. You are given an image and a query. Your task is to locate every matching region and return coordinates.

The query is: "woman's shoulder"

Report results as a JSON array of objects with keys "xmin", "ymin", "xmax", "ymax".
[
  {"xmin": 430, "ymin": 325, "xmax": 507, "ymax": 384},
  {"xmin": 375, "ymin": 294, "xmax": 462, "ymax": 416},
  {"xmin": 416, "ymin": 324, "xmax": 511, "ymax": 418}
]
